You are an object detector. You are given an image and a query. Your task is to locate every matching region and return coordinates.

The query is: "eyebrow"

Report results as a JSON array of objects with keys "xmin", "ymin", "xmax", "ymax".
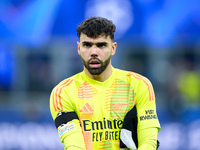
[{"xmin": 81, "ymin": 41, "xmax": 108, "ymax": 45}]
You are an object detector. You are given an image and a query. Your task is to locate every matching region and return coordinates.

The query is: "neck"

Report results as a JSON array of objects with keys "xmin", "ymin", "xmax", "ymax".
[{"xmin": 84, "ymin": 64, "xmax": 113, "ymax": 82}]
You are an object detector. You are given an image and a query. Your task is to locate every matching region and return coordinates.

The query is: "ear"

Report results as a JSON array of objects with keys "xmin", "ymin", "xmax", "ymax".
[
  {"xmin": 77, "ymin": 42, "xmax": 81, "ymax": 55},
  {"xmin": 111, "ymin": 42, "xmax": 117, "ymax": 56}
]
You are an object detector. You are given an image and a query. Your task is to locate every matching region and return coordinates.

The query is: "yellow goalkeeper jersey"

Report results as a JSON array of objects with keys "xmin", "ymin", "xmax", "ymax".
[{"xmin": 50, "ymin": 67, "xmax": 161, "ymax": 150}]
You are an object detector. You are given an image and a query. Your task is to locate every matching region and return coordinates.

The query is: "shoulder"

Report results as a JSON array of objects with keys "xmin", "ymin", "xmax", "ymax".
[
  {"xmin": 114, "ymin": 68, "xmax": 152, "ymax": 88},
  {"xmin": 115, "ymin": 68, "xmax": 149, "ymax": 82}
]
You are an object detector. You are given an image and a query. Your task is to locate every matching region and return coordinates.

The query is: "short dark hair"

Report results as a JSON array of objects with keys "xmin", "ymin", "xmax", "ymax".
[{"xmin": 76, "ymin": 17, "xmax": 116, "ymax": 41}]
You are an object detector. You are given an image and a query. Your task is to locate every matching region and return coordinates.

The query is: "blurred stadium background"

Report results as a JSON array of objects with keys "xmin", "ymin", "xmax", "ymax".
[{"xmin": 0, "ymin": 0, "xmax": 200, "ymax": 150}]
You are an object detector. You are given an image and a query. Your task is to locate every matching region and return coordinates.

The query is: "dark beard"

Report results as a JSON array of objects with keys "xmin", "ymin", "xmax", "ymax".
[{"xmin": 81, "ymin": 56, "xmax": 111, "ymax": 75}]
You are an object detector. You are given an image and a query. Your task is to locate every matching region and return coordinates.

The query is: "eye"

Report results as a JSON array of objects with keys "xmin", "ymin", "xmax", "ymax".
[
  {"xmin": 96, "ymin": 43, "xmax": 107, "ymax": 48},
  {"xmin": 83, "ymin": 42, "xmax": 92, "ymax": 48}
]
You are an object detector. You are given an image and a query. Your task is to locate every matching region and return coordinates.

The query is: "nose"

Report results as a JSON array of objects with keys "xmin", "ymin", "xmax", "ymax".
[{"xmin": 90, "ymin": 45, "xmax": 98, "ymax": 57}]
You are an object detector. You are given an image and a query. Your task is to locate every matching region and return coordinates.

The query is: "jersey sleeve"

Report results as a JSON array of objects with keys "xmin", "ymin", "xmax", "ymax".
[
  {"xmin": 50, "ymin": 81, "xmax": 86, "ymax": 150},
  {"xmin": 137, "ymin": 127, "xmax": 158, "ymax": 150},
  {"xmin": 50, "ymin": 82, "xmax": 75, "ymax": 120},
  {"xmin": 134, "ymin": 75, "xmax": 161, "ymax": 132}
]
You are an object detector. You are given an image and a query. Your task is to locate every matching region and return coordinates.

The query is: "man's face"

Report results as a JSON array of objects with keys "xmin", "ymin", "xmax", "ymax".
[{"xmin": 77, "ymin": 34, "xmax": 117, "ymax": 75}]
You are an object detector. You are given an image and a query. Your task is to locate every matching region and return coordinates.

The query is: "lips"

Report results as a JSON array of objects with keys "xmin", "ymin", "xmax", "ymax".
[{"xmin": 89, "ymin": 59, "xmax": 101, "ymax": 68}]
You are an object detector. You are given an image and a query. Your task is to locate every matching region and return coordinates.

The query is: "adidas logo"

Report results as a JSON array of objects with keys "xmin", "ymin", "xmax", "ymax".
[{"xmin": 80, "ymin": 103, "xmax": 94, "ymax": 114}]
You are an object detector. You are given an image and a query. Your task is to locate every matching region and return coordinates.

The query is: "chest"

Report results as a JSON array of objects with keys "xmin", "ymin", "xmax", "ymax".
[{"xmin": 74, "ymin": 82, "xmax": 135, "ymax": 120}]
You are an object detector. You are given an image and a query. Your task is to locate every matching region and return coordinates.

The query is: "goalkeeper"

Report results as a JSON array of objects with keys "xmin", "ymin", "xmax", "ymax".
[{"xmin": 50, "ymin": 17, "xmax": 161, "ymax": 150}]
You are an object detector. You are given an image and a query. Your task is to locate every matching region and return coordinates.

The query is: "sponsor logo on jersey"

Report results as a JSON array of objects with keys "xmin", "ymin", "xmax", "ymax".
[
  {"xmin": 81, "ymin": 118, "xmax": 123, "ymax": 142},
  {"xmin": 140, "ymin": 109, "xmax": 158, "ymax": 121}
]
